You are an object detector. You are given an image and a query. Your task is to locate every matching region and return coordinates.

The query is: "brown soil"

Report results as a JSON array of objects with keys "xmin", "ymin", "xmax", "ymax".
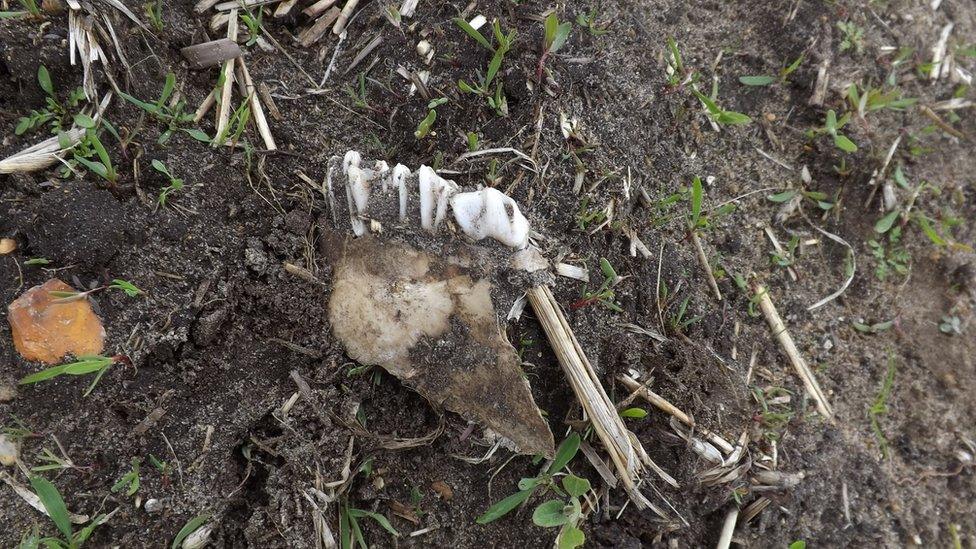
[{"xmin": 2, "ymin": 0, "xmax": 975, "ymax": 547}]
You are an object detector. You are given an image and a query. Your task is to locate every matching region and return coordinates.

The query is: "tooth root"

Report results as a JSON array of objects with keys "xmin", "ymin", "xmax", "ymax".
[
  {"xmin": 418, "ymin": 165, "xmax": 458, "ymax": 232},
  {"xmin": 345, "ymin": 166, "xmax": 368, "ymax": 236},
  {"xmin": 451, "ymin": 187, "xmax": 529, "ymax": 248},
  {"xmin": 392, "ymin": 164, "xmax": 411, "ymax": 221}
]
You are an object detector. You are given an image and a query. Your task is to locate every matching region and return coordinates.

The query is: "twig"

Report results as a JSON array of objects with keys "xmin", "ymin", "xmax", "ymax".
[
  {"xmin": 691, "ymin": 231, "xmax": 722, "ymax": 301},
  {"xmin": 716, "ymin": 506, "xmax": 739, "ymax": 549},
  {"xmin": 527, "ymin": 285, "xmax": 656, "ymax": 509},
  {"xmin": 333, "ymin": 0, "xmax": 360, "ymax": 35},
  {"xmin": 236, "ymin": 57, "xmax": 277, "ymax": 150},
  {"xmin": 920, "ymin": 105, "xmax": 966, "ymax": 139},
  {"xmin": 215, "ymin": 9, "xmax": 239, "ymax": 141},
  {"xmin": 750, "ymin": 281, "xmax": 833, "ymax": 418},
  {"xmin": 864, "ymin": 133, "xmax": 903, "ymax": 207},
  {"xmin": 618, "ymin": 375, "xmax": 734, "ymax": 454}
]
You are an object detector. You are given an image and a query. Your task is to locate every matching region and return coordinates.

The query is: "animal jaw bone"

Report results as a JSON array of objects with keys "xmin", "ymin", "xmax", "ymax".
[
  {"xmin": 324, "ymin": 152, "xmax": 553, "ymax": 457},
  {"xmin": 332, "ymin": 153, "xmax": 530, "ymax": 249}
]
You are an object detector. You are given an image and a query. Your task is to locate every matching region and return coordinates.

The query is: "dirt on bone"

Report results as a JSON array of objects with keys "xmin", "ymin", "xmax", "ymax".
[{"xmin": 326, "ymin": 232, "xmax": 554, "ymax": 457}]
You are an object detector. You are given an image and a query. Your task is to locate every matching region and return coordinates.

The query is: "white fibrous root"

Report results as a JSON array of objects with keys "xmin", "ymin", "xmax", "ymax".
[{"xmin": 331, "ymin": 151, "xmax": 531, "ymax": 249}]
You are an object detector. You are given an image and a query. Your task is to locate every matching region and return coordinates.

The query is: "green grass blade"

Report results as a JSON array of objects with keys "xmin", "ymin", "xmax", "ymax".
[{"xmin": 29, "ymin": 477, "xmax": 72, "ymax": 541}]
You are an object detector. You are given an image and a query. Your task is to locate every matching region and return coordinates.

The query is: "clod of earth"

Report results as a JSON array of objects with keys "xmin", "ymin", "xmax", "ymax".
[
  {"xmin": 7, "ymin": 278, "xmax": 106, "ymax": 364},
  {"xmin": 325, "ymin": 151, "xmax": 554, "ymax": 457}
]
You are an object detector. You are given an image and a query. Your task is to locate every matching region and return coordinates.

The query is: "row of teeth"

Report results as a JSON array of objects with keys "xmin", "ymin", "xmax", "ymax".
[{"xmin": 329, "ymin": 151, "xmax": 530, "ymax": 249}]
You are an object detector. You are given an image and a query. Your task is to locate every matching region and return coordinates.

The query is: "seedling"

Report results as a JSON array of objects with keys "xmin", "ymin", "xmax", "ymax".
[
  {"xmin": 20, "ymin": 476, "xmax": 108, "ymax": 549},
  {"xmin": 531, "ymin": 473, "xmax": 589, "ymax": 549},
  {"xmin": 664, "ymin": 37, "xmax": 693, "ymax": 87},
  {"xmin": 940, "ymin": 315, "xmax": 962, "ymax": 335},
  {"xmin": 18, "ymin": 477, "xmax": 110, "ymax": 549},
  {"xmin": 868, "ymin": 226, "xmax": 909, "ymax": 281},
  {"xmin": 767, "ymin": 188, "xmax": 836, "ymax": 211},
  {"xmin": 811, "ymin": 109, "xmax": 857, "ymax": 153},
  {"xmin": 171, "ymin": 513, "xmax": 211, "ymax": 549},
  {"xmin": 144, "ymin": 0, "xmax": 163, "ymax": 32},
  {"xmin": 770, "ymin": 235, "xmax": 800, "ymax": 268},
  {"xmin": 686, "ymin": 176, "xmax": 737, "ymax": 231},
  {"xmin": 48, "ymin": 278, "xmax": 143, "ymax": 302},
  {"xmin": 537, "ymin": 12, "xmax": 572, "ymax": 81},
  {"xmin": 72, "ymin": 127, "xmax": 119, "ymax": 186},
  {"xmin": 454, "ymin": 18, "xmax": 516, "ymax": 116},
  {"xmin": 345, "ymin": 72, "xmax": 373, "ymax": 112},
  {"xmin": 477, "ymin": 433, "xmax": 585, "ymax": 529},
  {"xmin": 576, "ymin": 9, "xmax": 608, "ymax": 36},
  {"xmin": 691, "ymin": 88, "xmax": 752, "ymax": 126},
  {"xmin": 31, "ymin": 445, "xmax": 88, "ymax": 473},
  {"xmin": 339, "ymin": 498, "xmax": 399, "ymax": 549},
  {"xmin": 852, "ymin": 319, "xmax": 894, "ymax": 334},
  {"xmin": 120, "ymin": 73, "xmax": 210, "ymax": 145},
  {"xmin": 151, "ymin": 160, "xmax": 184, "ymax": 207},
  {"xmin": 239, "ymin": 6, "xmax": 264, "ymax": 47},
  {"xmin": 16, "ymin": 66, "xmax": 86, "ymax": 136},
  {"xmin": 111, "ymin": 458, "xmax": 141, "ymax": 497},
  {"xmin": 846, "ymin": 84, "xmax": 917, "ymax": 118},
  {"xmin": 868, "ymin": 356, "xmax": 896, "ymax": 458},
  {"xmin": 837, "ymin": 21, "xmax": 865, "ymax": 54},
  {"xmin": 414, "ymin": 97, "xmax": 447, "ymax": 140},
  {"xmin": 667, "ymin": 295, "xmax": 702, "ymax": 335},
  {"xmin": 738, "ymin": 55, "xmax": 803, "ymax": 86},
  {"xmin": 571, "ymin": 258, "xmax": 623, "ymax": 312},
  {"xmin": 466, "ymin": 131, "xmax": 479, "ymax": 151},
  {"xmin": 19, "ymin": 354, "xmax": 129, "ymax": 397}
]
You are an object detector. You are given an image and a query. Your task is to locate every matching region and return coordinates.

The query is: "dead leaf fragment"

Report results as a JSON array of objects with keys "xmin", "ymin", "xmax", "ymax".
[
  {"xmin": 0, "ymin": 238, "xmax": 15, "ymax": 255},
  {"xmin": 431, "ymin": 480, "xmax": 453, "ymax": 501},
  {"xmin": 8, "ymin": 279, "xmax": 105, "ymax": 364},
  {"xmin": 388, "ymin": 501, "xmax": 420, "ymax": 524}
]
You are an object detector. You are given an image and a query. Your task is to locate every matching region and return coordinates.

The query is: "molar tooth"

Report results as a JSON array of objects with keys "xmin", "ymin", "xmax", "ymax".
[
  {"xmin": 346, "ymin": 164, "xmax": 369, "ymax": 236},
  {"xmin": 451, "ymin": 187, "xmax": 529, "ymax": 249}
]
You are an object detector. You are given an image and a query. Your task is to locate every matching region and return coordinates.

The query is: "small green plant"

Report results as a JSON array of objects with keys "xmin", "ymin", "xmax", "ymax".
[
  {"xmin": 151, "ymin": 160, "xmax": 185, "ymax": 207},
  {"xmin": 345, "ymin": 72, "xmax": 373, "ymax": 112},
  {"xmin": 170, "ymin": 513, "xmax": 211, "ymax": 549},
  {"xmin": 738, "ymin": 55, "xmax": 803, "ymax": 86},
  {"xmin": 338, "ymin": 499, "xmax": 399, "ymax": 549},
  {"xmin": 868, "ymin": 356, "xmax": 897, "ymax": 459},
  {"xmin": 667, "ymin": 295, "xmax": 702, "ymax": 334},
  {"xmin": 686, "ymin": 176, "xmax": 736, "ymax": 231},
  {"xmin": 767, "ymin": 188, "xmax": 836, "ymax": 211},
  {"xmin": 239, "ymin": 7, "xmax": 264, "ymax": 46},
  {"xmin": 111, "ymin": 458, "xmax": 141, "ymax": 497},
  {"xmin": 531, "ymin": 473, "xmax": 589, "ymax": 549},
  {"xmin": 120, "ymin": 73, "xmax": 210, "ymax": 145},
  {"xmin": 691, "ymin": 87, "xmax": 752, "ymax": 126},
  {"xmin": 16, "ymin": 66, "xmax": 86, "ymax": 136},
  {"xmin": 939, "ymin": 315, "xmax": 962, "ymax": 335},
  {"xmin": 536, "ymin": 12, "xmax": 571, "ymax": 81},
  {"xmin": 846, "ymin": 84, "xmax": 917, "ymax": 117},
  {"xmin": 18, "ymin": 476, "xmax": 109, "ymax": 549},
  {"xmin": 477, "ymin": 433, "xmax": 584, "ymax": 526},
  {"xmin": 454, "ymin": 18, "xmax": 516, "ymax": 116},
  {"xmin": 852, "ymin": 319, "xmax": 894, "ymax": 334},
  {"xmin": 811, "ymin": 109, "xmax": 857, "ymax": 153},
  {"xmin": 47, "ymin": 279, "xmax": 143, "ymax": 302},
  {"xmin": 0, "ymin": 0, "xmax": 41, "ymax": 20},
  {"xmin": 19, "ymin": 355, "xmax": 126, "ymax": 397},
  {"xmin": 571, "ymin": 258, "xmax": 623, "ymax": 312},
  {"xmin": 144, "ymin": 0, "xmax": 163, "ymax": 32},
  {"xmin": 466, "ymin": 131, "xmax": 479, "ymax": 151},
  {"xmin": 31, "ymin": 446, "xmax": 87, "ymax": 473},
  {"xmin": 869, "ymin": 222, "xmax": 909, "ymax": 281},
  {"xmin": 771, "ymin": 235, "xmax": 800, "ymax": 268},
  {"xmin": 414, "ymin": 97, "xmax": 447, "ymax": 140},
  {"xmin": 575, "ymin": 8, "xmax": 608, "ymax": 36},
  {"xmin": 837, "ymin": 21, "xmax": 865, "ymax": 54},
  {"xmin": 72, "ymin": 127, "xmax": 119, "ymax": 186}
]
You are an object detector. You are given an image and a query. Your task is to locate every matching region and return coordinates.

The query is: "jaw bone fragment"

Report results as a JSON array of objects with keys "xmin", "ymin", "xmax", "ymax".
[{"xmin": 323, "ymin": 152, "xmax": 552, "ymax": 457}]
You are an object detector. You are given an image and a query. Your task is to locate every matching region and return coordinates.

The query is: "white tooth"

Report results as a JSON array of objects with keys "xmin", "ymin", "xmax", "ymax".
[
  {"xmin": 417, "ymin": 165, "xmax": 457, "ymax": 231},
  {"xmin": 343, "ymin": 150, "xmax": 361, "ymax": 173},
  {"xmin": 346, "ymin": 165, "xmax": 369, "ymax": 236},
  {"xmin": 392, "ymin": 164, "xmax": 411, "ymax": 220},
  {"xmin": 450, "ymin": 187, "xmax": 529, "ymax": 248}
]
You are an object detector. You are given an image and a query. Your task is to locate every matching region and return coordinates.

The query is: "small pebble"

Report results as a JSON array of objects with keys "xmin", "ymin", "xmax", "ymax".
[{"xmin": 0, "ymin": 434, "xmax": 20, "ymax": 466}]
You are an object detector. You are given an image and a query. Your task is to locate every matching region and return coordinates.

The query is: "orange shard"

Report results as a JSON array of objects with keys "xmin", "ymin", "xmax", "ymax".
[{"xmin": 7, "ymin": 279, "xmax": 105, "ymax": 364}]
